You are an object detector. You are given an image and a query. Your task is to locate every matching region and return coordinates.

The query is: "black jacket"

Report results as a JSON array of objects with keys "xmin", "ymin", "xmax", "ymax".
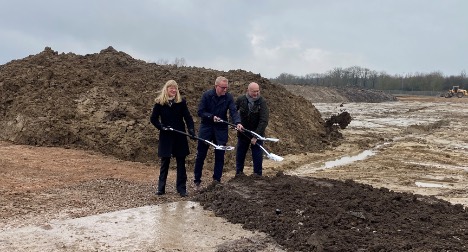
[
  {"xmin": 150, "ymin": 99, "xmax": 194, "ymax": 157},
  {"xmin": 235, "ymin": 95, "xmax": 269, "ymax": 138}
]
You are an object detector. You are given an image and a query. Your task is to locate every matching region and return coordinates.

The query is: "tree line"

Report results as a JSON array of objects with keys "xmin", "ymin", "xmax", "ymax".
[
  {"xmin": 151, "ymin": 57, "xmax": 187, "ymax": 67},
  {"xmin": 270, "ymin": 66, "xmax": 468, "ymax": 91}
]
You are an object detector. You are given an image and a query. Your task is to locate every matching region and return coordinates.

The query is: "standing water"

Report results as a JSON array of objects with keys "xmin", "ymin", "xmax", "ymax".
[{"xmin": 0, "ymin": 201, "xmax": 280, "ymax": 251}]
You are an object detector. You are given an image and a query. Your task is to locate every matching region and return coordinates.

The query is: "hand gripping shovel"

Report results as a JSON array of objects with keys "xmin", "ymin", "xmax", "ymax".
[
  {"xmin": 215, "ymin": 119, "xmax": 283, "ymax": 161},
  {"xmin": 215, "ymin": 119, "xmax": 279, "ymax": 142},
  {"xmin": 163, "ymin": 127, "xmax": 234, "ymax": 151}
]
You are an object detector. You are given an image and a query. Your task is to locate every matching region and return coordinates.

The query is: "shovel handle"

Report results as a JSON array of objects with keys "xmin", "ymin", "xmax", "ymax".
[
  {"xmin": 217, "ymin": 119, "xmax": 265, "ymax": 140},
  {"xmin": 165, "ymin": 127, "xmax": 234, "ymax": 151}
]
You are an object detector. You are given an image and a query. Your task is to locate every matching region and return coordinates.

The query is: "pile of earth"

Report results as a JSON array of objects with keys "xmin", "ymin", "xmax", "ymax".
[
  {"xmin": 283, "ymin": 84, "xmax": 397, "ymax": 103},
  {"xmin": 0, "ymin": 46, "xmax": 332, "ymax": 168},
  {"xmin": 196, "ymin": 173, "xmax": 468, "ymax": 251}
]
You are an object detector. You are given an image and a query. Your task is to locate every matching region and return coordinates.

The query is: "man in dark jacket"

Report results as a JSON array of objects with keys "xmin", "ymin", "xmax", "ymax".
[
  {"xmin": 235, "ymin": 82, "xmax": 269, "ymax": 176},
  {"xmin": 194, "ymin": 76, "xmax": 243, "ymax": 188}
]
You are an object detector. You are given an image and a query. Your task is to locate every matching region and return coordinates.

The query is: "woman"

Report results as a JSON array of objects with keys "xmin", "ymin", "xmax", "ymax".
[{"xmin": 150, "ymin": 80, "xmax": 195, "ymax": 197}]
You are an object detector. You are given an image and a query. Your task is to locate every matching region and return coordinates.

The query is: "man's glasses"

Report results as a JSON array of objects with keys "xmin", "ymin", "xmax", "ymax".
[{"xmin": 217, "ymin": 85, "xmax": 228, "ymax": 90}]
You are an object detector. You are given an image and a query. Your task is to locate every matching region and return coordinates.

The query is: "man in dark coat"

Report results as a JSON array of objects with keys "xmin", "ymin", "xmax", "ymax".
[
  {"xmin": 235, "ymin": 82, "xmax": 269, "ymax": 176},
  {"xmin": 150, "ymin": 80, "xmax": 195, "ymax": 197},
  {"xmin": 193, "ymin": 76, "xmax": 243, "ymax": 188}
]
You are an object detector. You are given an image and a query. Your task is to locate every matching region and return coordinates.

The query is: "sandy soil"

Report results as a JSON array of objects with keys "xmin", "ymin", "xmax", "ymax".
[
  {"xmin": 294, "ymin": 95, "xmax": 468, "ymax": 206},
  {"xmin": 1, "ymin": 96, "xmax": 468, "ymax": 251}
]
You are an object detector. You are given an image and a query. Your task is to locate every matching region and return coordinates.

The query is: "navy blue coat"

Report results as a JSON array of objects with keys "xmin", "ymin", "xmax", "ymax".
[
  {"xmin": 150, "ymin": 99, "xmax": 195, "ymax": 157},
  {"xmin": 197, "ymin": 89, "xmax": 241, "ymax": 145}
]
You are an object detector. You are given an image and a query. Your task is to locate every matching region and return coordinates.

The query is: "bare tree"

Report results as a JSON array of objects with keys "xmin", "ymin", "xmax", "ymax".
[
  {"xmin": 156, "ymin": 58, "xmax": 170, "ymax": 65},
  {"xmin": 173, "ymin": 57, "xmax": 186, "ymax": 67}
]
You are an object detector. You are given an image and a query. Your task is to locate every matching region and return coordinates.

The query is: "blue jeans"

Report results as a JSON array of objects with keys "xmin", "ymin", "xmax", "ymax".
[{"xmin": 236, "ymin": 137, "xmax": 263, "ymax": 175}]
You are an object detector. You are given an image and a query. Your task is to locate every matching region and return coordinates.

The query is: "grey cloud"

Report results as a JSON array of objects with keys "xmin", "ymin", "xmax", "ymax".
[{"xmin": 0, "ymin": 0, "xmax": 467, "ymax": 77}]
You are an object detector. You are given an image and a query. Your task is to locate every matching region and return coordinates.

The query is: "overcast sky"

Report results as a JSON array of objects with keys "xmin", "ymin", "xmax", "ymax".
[{"xmin": 1, "ymin": 0, "xmax": 467, "ymax": 78}]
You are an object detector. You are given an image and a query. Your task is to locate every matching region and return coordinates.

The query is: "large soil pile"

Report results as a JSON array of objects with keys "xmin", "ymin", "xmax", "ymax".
[{"xmin": 0, "ymin": 46, "xmax": 327, "ymax": 168}]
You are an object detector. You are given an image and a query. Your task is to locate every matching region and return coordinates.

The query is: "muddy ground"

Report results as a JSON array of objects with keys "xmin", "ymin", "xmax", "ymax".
[
  {"xmin": 2, "ymin": 95, "xmax": 468, "ymax": 251},
  {"xmin": 196, "ymin": 96, "xmax": 468, "ymax": 251},
  {"xmin": 1, "ymin": 48, "xmax": 468, "ymax": 251}
]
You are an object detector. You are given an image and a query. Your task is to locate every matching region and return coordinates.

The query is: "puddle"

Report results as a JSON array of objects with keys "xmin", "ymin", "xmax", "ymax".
[
  {"xmin": 290, "ymin": 149, "xmax": 377, "ymax": 175},
  {"xmin": 290, "ymin": 142, "xmax": 393, "ymax": 176},
  {"xmin": 323, "ymin": 150, "xmax": 376, "ymax": 169},
  {"xmin": 0, "ymin": 201, "xmax": 272, "ymax": 251},
  {"xmin": 415, "ymin": 181, "xmax": 446, "ymax": 188}
]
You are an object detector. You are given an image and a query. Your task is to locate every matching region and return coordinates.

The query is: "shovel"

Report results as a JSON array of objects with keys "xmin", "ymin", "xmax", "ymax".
[
  {"xmin": 215, "ymin": 119, "xmax": 283, "ymax": 161},
  {"xmin": 163, "ymin": 127, "xmax": 235, "ymax": 151},
  {"xmin": 216, "ymin": 119, "xmax": 279, "ymax": 142},
  {"xmin": 257, "ymin": 144, "xmax": 284, "ymax": 162}
]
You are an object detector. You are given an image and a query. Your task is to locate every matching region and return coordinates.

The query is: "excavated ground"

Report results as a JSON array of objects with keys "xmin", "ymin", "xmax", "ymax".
[{"xmin": 1, "ymin": 48, "xmax": 467, "ymax": 251}]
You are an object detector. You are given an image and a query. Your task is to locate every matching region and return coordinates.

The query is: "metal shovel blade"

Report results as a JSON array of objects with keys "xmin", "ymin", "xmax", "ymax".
[
  {"xmin": 258, "ymin": 144, "xmax": 283, "ymax": 162},
  {"xmin": 166, "ymin": 127, "xmax": 235, "ymax": 151},
  {"xmin": 248, "ymin": 131, "xmax": 279, "ymax": 142},
  {"xmin": 267, "ymin": 153, "xmax": 284, "ymax": 162},
  {"xmin": 214, "ymin": 145, "xmax": 235, "ymax": 151}
]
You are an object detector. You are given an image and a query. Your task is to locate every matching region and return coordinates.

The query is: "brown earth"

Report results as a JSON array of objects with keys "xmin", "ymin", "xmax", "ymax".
[
  {"xmin": 0, "ymin": 46, "xmax": 329, "ymax": 169},
  {"xmin": 2, "ymin": 47, "xmax": 468, "ymax": 251}
]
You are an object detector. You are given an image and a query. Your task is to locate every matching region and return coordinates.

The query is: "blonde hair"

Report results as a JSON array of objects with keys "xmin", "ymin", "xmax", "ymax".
[{"xmin": 154, "ymin": 80, "xmax": 182, "ymax": 105}]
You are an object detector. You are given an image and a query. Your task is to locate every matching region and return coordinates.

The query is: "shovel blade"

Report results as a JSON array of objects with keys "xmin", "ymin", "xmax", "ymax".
[
  {"xmin": 215, "ymin": 146, "xmax": 235, "ymax": 151},
  {"xmin": 267, "ymin": 153, "xmax": 284, "ymax": 162}
]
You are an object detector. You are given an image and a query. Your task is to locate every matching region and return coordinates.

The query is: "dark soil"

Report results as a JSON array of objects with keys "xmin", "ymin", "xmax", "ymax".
[{"xmin": 196, "ymin": 173, "xmax": 468, "ymax": 251}]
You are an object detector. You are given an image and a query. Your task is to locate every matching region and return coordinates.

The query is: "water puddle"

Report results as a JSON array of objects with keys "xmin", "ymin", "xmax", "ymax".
[
  {"xmin": 0, "ymin": 201, "xmax": 272, "ymax": 251},
  {"xmin": 290, "ymin": 142, "xmax": 393, "ymax": 175},
  {"xmin": 323, "ymin": 150, "xmax": 376, "ymax": 169},
  {"xmin": 415, "ymin": 181, "xmax": 446, "ymax": 188}
]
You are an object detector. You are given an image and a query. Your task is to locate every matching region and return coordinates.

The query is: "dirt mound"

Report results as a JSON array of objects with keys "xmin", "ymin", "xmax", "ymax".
[
  {"xmin": 283, "ymin": 85, "xmax": 397, "ymax": 103},
  {"xmin": 0, "ymin": 47, "xmax": 330, "ymax": 168},
  {"xmin": 195, "ymin": 174, "xmax": 468, "ymax": 251}
]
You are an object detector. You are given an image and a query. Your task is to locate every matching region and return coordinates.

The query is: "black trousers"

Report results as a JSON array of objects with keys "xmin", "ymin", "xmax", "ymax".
[{"xmin": 158, "ymin": 156, "xmax": 187, "ymax": 193}]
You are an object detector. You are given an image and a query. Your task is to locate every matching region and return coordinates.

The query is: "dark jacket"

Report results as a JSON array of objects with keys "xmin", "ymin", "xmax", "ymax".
[
  {"xmin": 197, "ymin": 89, "xmax": 241, "ymax": 144},
  {"xmin": 150, "ymin": 99, "xmax": 195, "ymax": 157},
  {"xmin": 235, "ymin": 95, "xmax": 269, "ymax": 138}
]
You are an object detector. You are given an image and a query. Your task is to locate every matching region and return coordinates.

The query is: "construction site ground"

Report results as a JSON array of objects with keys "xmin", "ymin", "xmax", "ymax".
[{"xmin": 1, "ymin": 95, "xmax": 468, "ymax": 251}]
